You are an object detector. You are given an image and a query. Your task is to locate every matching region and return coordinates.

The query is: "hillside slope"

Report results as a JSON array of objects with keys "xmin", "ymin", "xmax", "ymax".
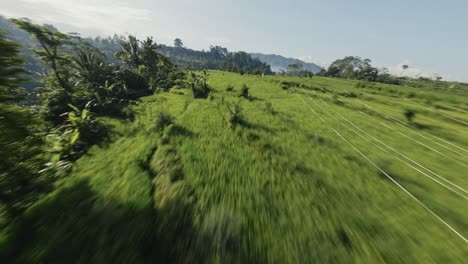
[
  {"xmin": 251, "ymin": 53, "xmax": 322, "ymax": 73},
  {"xmin": 1, "ymin": 72, "xmax": 467, "ymax": 263}
]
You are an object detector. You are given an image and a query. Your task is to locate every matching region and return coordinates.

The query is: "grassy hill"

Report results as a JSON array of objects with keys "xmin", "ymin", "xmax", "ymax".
[{"xmin": 1, "ymin": 71, "xmax": 467, "ymax": 263}]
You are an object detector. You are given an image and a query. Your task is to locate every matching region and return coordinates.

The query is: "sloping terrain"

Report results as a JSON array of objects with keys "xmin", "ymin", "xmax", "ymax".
[
  {"xmin": 1, "ymin": 71, "xmax": 467, "ymax": 263},
  {"xmin": 251, "ymin": 53, "xmax": 322, "ymax": 73}
]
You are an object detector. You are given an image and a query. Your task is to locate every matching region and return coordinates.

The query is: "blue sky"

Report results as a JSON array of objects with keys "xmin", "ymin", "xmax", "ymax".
[{"xmin": 1, "ymin": 0, "xmax": 467, "ymax": 81}]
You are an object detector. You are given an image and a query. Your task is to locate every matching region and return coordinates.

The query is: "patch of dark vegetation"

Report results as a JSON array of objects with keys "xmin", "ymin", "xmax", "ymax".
[
  {"xmin": 403, "ymin": 109, "xmax": 416, "ymax": 123},
  {"xmin": 412, "ymin": 122, "xmax": 432, "ymax": 130},
  {"xmin": 190, "ymin": 70, "xmax": 211, "ymax": 99},
  {"xmin": 153, "ymin": 111, "xmax": 174, "ymax": 132},
  {"xmin": 239, "ymin": 84, "xmax": 250, "ymax": 99},
  {"xmin": 226, "ymin": 100, "xmax": 273, "ymax": 132},
  {"xmin": 335, "ymin": 91, "xmax": 358, "ymax": 98},
  {"xmin": 249, "ymin": 95, "xmax": 263, "ymax": 101},
  {"xmin": 292, "ymin": 162, "xmax": 315, "ymax": 175},
  {"xmin": 238, "ymin": 119, "xmax": 275, "ymax": 133},
  {"xmin": 281, "ymin": 80, "xmax": 329, "ymax": 93},
  {"xmin": 244, "ymin": 131, "xmax": 261, "ymax": 142},
  {"xmin": 225, "ymin": 84, "xmax": 234, "ymax": 92},
  {"xmin": 306, "ymin": 133, "xmax": 327, "ymax": 145},
  {"xmin": 42, "ymin": 105, "xmax": 113, "ymax": 176},
  {"xmin": 166, "ymin": 124, "xmax": 196, "ymax": 138},
  {"xmin": 336, "ymin": 227, "xmax": 352, "ymax": 249},
  {"xmin": 227, "ymin": 101, "xmax": 242, "ymax": 129}
]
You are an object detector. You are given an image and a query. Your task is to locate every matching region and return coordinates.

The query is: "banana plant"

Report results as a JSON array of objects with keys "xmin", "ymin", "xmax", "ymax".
[{"xmin": 46, "ymin": 103, "xmax": 96, "ymax": 167}]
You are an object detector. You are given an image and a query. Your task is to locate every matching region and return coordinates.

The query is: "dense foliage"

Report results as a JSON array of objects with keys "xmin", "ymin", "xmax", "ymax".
[
  {"xmin": 0, "ymin": 19, "xmax": 185, "ymax": 221},
  {"xmin": 0, "ymin": 30, "xmax": 46, "ymax": 219}
]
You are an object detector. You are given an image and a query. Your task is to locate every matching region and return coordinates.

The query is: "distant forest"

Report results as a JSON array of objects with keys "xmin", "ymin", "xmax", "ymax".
[
  {"xmin": 85, "ymin": 35, "xmax": 273, "ymax": 75},
  {"xmin": 0, "ymin": 16, "xmax": 273, "ymax": 91}
]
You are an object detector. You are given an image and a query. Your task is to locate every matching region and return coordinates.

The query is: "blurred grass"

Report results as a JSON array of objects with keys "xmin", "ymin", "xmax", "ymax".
[{"xmin": 1, "ymin": 71, "xmax": 467, "ymax": 263}]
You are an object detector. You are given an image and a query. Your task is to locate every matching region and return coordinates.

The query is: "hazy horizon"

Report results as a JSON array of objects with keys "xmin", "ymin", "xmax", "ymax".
[{"xmin": 1, "ymin": 0, "xmax": 467, "ymax": 82}]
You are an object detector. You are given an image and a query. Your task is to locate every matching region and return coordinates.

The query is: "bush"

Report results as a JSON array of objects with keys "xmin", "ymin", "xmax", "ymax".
[
  {"xmin": 226, "ymin": 84, "xmax": 234, "ymax": 92},
  {"xmin": 404, "ymin": 109, "xmax": 416, "ymax": 122},
  {"xmin": 190, "ymin": 71, "xmax": 210, "ymax": 99},
  {"xmin": 44, "ymin": 104, "xmax": 109, "ymax": 175},
  {"xmin": 239, "ymin": 84, "xmax": 249, "ymax": 99}
]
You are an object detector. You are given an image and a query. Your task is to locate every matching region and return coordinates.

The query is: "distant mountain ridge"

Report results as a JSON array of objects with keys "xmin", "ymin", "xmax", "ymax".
[{"xmin": 250, "ymin": 53, "xmax": 322, "ymax": 73}]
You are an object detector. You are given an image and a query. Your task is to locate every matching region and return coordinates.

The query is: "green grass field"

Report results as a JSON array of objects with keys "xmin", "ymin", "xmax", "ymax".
[{"xmin": 2, "ymin": 71, "xmax": 467, "ymax": 263}]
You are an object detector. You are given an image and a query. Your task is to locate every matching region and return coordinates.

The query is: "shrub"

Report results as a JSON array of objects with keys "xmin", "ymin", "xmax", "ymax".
[
  {"xmin": 226, "ymin": 84, "xmax": 234, "ymax": 92},
  {"xmin": 404, "ymin": 109, "xmax": 416, "ymax": 122},
  {"xmin": 281, "ymin": 83, "xmax": 290, "ymax": 90},
  {"xmin": 44, "ymin": 104, "xmax": 108, "ymax": 174},
  {"xmin": 190, "ymin": 71, "xmax": 210, "ymax": 98},
  {"xmin": 239, "ymin": 84, "xmax": 249, "ymax": 99}
]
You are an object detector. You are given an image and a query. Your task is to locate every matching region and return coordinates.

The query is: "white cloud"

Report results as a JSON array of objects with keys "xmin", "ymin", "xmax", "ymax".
[{"xmin": 0, "ymin": 0, "xmax": 151, "ymax": 36}]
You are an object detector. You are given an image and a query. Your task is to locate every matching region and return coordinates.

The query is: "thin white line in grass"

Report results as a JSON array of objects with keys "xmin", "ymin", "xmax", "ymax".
[
  {"xmin": 355, "ymin": 99, "xmax": 468, "ymax": 168},
  {"xmin": 296, "ymin": 93, "xmax": 468, "ymax": 243},
  {"xmin": 308, "ymin": 94, "xmax": 467, "ymax": 198}
]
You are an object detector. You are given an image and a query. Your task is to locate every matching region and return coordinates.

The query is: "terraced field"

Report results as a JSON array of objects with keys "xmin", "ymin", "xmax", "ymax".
[{"xmin": 2, "ymin": 71, "xmax": 467, "ymax": 263}]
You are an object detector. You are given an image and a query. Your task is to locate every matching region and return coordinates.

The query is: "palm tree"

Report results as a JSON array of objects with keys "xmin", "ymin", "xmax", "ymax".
[
  {"xmin": 73, "ymin": 46, "xmax": 107, "ymax": 84},
  {"xmin": 400, "ymin": 64, "xmax": 409, "ymax": 76},
  {"xmin": 115, "ymin": 35, "xmax": 141, "ymax": 68}
]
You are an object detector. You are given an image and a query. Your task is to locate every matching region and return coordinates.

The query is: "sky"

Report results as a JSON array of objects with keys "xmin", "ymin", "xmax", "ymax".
[{"xmin": 1, "ymin": 0, "xmax": 467, "ymax": 82}]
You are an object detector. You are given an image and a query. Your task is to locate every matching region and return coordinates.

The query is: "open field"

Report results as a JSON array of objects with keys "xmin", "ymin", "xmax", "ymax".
[{"xmin": 1, "ymin": 71, "xmax": 467, "ymax": 263}]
